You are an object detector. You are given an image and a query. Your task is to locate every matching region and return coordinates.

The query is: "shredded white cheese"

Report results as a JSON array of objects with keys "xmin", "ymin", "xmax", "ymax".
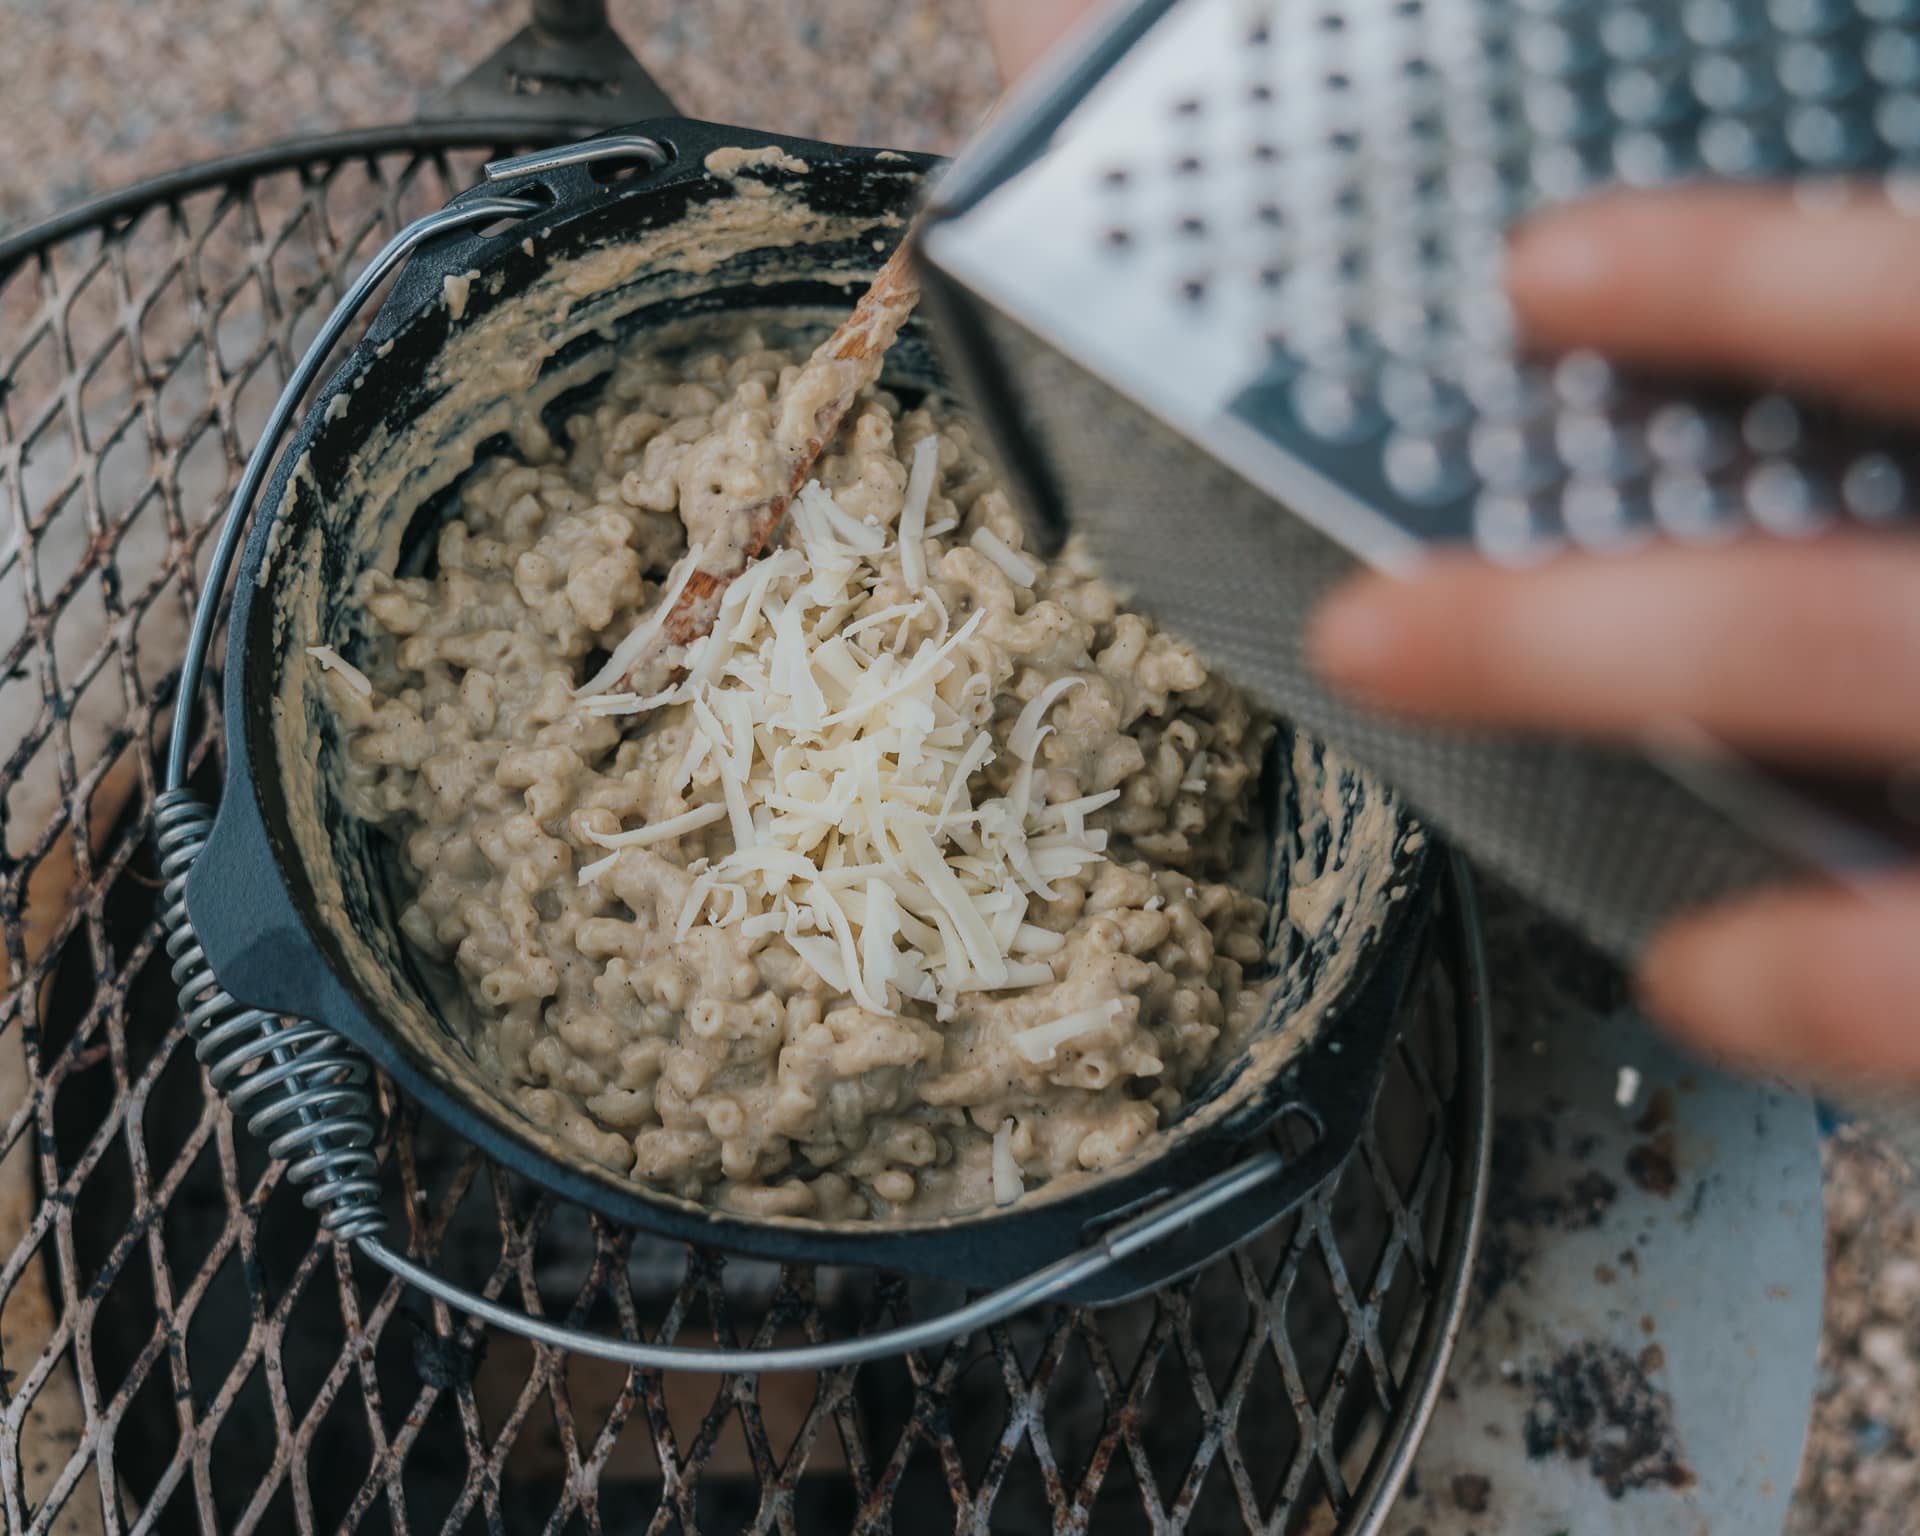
[
  {"xmin": 583, "ymin": 802, "xmax": 728, "ymax": 851},
  {"xmin": 898, "ymin": 435, "xmax": 937, "ymax": 592},
  {"xmin": 583, "ymin": 685, "xmax": 682, "ymax": 717},
  {"xmin": 577, "ymin": 476, "xmax": 1116, "ymax": 1017},
  {"xmin": 1009, "ymin": 677, "xmax": 1084, "ymax": 762},
  {"xmin": 1011, "ymin": 999, "xmax": 1127, "ymax": 1064},
  {"xmin": 307, "ymin": 644, "xmax": 373, "ymax": 698},
  {"xmin": 577, "ymin": 850, "xmax": 621, "ymax": 885},
  {"xmin": 1013, "ymin": 923, "xmax": 1066, "ymax": 956},
  {"xmin": 992, "ymin": 1119, "xmax": 1023, "ymax": 1206},
  {"xmin": 969, "ymin": 526, "xmax": 1038, "ymax": 588},
  {"xmin": 575, "ymin": 541, "xmax": 705, "ymax": 697}
]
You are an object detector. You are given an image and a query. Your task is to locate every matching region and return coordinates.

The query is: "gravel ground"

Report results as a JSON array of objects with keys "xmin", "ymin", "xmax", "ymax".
[
  {"xmin": 0, "ymin": 3, "xmax": 1909, "ymax": 1530},
  {"xmin": 0, "ymin": 0, "xmax": 1001, "ymax": 228},
  {"xmin": 1788, "ymin": 1129, "xmax": 1920, "ymax": 1536}
]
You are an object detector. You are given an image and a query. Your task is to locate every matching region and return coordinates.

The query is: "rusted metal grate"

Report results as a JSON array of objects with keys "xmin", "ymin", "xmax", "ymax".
[{"xmin": 0, "ymin": 131, "xmax": 1486, "ymax": 1536}]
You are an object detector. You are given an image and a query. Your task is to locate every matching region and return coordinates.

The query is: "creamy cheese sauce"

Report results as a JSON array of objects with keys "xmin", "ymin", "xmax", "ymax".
[{"xmin": 322, "ymin": 329, "xmax": 1282, "ymax": 1220}]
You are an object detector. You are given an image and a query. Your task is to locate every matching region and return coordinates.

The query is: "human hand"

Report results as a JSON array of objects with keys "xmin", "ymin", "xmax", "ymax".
[{"xmin": 1309, "ymin": 186, "xmax": 1920, "ymax": 1084}]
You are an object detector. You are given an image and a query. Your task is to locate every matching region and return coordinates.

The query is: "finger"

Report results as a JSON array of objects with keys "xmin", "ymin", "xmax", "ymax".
[
  {"xmin": 1508, "ymin": 185, "xmax": 1920, "ymax": 419},
  {"xmin": 1639, "ymin": 874, "xmax": 1920, "ymax": 1082},
  {"xmin": 1307, "ymin": 536, "xmax": 1920, "ymax": 764},
  {"xmin": 981, "ymin": 0, "xmax": 1099, "ymax": 83}
]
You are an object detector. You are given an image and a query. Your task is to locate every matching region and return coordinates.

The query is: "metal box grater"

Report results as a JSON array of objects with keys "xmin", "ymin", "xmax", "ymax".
[{"xmin": 918, "ymin": 0, "xmax": 1920, "ymax": 957}]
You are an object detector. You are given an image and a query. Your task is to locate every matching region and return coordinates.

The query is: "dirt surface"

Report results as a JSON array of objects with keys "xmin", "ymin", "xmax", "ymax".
[
  {"xmin": 1476, "ymin": 1109, "xmax": 1621, "ymax": 1308},
  {"xmin": 0, "ymin": 3, "xmax": 1911, "ymax": 1529},
  {"xmin": 1522, "ymin": 1339, "xmax": 1695, "ymax": 1499},
  {"xmin": 1786, "ymin": 1129, "xmax": 1920, "ymax": 1536},
  {"xmin": 0, "ymin": 0, "xmax": 1000, "ymax": 229}
]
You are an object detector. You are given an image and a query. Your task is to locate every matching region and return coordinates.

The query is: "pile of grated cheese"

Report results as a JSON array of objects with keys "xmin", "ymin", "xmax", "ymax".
[{"xmin": 576, "ymin": 438, "xmax": 1119, "ymax": 1032}]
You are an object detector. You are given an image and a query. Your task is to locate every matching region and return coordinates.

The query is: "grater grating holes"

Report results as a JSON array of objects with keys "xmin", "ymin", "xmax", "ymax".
[{"xmin": 1062, "ymin": 0, "xmax": 1920, "ymax": 563}]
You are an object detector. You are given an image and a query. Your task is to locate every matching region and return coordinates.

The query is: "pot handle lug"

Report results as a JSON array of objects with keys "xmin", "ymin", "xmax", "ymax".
[{"xmin": 421, "ymin": 0, "xmax": 677, "ymax": 128}]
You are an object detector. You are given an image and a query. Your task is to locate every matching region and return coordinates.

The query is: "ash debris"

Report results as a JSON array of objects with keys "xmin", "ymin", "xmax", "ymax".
[
  {"xmin": 1477, "ymin": 1113, "xmax": 1620, "ymax": 1306},
  {"xmin": 1523, "ymin": 1340, "xmax": 1694, "ymax": 1499}
]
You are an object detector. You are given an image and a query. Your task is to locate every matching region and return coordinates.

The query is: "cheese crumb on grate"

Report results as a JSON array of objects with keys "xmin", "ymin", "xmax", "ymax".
[
  {"xmin": 578, "ymin": 468, "xmax": 1114, "ymax": 1020},
  {"xmin": 307, "ymin": 645, "xmax": 373, "ymax": 698}
]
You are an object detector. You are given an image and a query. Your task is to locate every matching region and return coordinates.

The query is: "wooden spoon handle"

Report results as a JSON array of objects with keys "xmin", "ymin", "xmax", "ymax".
[{"xmin": 631, "ymin": 236, "xmax": 922, "ymax": 682}]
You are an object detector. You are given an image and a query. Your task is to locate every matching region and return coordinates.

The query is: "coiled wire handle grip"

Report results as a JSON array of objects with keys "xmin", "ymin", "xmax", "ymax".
[
  {"xmin": 153, "ymin": 133, "xmax": 1311, "ymax": 1368},
  {"xmin": 156, "ymin": 790, "xmax": 386, "ymax": 1240}
]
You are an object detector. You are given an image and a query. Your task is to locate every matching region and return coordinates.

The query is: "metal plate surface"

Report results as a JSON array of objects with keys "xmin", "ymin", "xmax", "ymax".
[{"xmin": 1385, "ymin": 896, "xmax": 1824, "ymax": 1536}]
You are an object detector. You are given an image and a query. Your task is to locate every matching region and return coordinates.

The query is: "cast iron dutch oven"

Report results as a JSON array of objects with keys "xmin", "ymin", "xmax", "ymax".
[{"xmin": 184, "ymin": 117, "xmax": 1435, "ymax": 1303}]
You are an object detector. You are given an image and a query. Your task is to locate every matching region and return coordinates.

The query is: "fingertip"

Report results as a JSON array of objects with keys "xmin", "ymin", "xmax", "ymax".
[
  {"xmin": 1638, "ymin": 880, "xmax": 1920, "ymax": 1085},
  {"xmin": 1306, "ymin": 576, "xmax": 1405, "ymax": 691},
  {"xmin": 1637, "ymin": 898, "xmax": 1806, "ymax": 1072},
  {"xmin": 1506, "ymin": 207, "xmax": 1615, "ymax": 336},
  {"xmin": 1635, "ymin": 913, "xmax": 1738, "ymax": 1053}
]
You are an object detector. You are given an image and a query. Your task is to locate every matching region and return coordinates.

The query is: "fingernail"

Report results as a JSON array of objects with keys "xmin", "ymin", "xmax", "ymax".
[
  {"xmin": 1637, "ymin": 920, "xmax": 1786, "ymax": 1068},
  {"xmin": 1307, "ymin": 580, "xmax": 1400, "ymax": 688},
  {"xmin": 1632, "ymin": 933, "xmax": 1685, "ymax": 1025},
  {"xmin": 1507, "ymin": 216, "xmax": 1610, "ymax": 307}
]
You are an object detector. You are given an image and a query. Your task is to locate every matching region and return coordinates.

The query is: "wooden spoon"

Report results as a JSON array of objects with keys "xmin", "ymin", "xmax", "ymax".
[{"xmin": 620, "ymin": 234, "xmax": 921, "ymax": 694}]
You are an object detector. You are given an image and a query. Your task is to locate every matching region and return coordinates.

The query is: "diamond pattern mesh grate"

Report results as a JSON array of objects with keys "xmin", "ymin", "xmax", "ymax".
[{"xmin": 0, "ymin": 132, "xmax": 1484, "ymax": 1535}]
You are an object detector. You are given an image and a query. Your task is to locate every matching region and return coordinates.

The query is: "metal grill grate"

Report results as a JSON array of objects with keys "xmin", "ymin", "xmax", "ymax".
[{"xmin": 0, "ymin": 131, "xmax": 1487, "ymax": 1535}]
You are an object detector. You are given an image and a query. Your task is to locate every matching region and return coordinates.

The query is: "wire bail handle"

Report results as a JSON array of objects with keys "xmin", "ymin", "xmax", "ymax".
[{"xmin": 155, "ymin": 133, "xmax": 1308, "ymax": 1368}]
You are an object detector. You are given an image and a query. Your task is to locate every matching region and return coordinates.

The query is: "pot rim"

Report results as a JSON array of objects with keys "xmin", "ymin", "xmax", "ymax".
[{"xmin": 186, "ymin": 117, "xmax": 1434, "ymax": 1288}]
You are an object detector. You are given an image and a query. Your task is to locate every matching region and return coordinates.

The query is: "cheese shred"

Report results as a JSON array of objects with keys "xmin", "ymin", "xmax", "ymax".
[
  {"xmin": 575, "ymin": 541, "xmax": 705, "ymax": 697},
  {"xmin": 307, "ymin": 644, "xmax": 373, "ymax": 698},
  {"xmin": 583, "ymin": 802, "xmax": 728, "ymax": 851},
  {"xmin": 969, "ymin": 526, "xmax": 1038, "ymax": 588},
  {"xmin": 576, "ymin": 474, "xmax": 1116, "ymax": 1016},
  {"xmin": 1011, "ymin": 1000, "xmax": 1127, "ymax": 1064},
  {"xmin": 898, "ymin": 435, "xmax": 937, "ymax": 592}
]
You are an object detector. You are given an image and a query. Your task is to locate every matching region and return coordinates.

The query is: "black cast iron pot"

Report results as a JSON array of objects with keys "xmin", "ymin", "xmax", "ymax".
[{"xmin": 184, "ymin": 118, "xmax": 1434, "ymax": 1303}]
